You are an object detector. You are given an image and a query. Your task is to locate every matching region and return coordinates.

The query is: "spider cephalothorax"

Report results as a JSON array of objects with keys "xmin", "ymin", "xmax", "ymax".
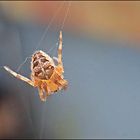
[{"xmin": 4, "ymin": 31, "xmax": 68, "ymax": 101}]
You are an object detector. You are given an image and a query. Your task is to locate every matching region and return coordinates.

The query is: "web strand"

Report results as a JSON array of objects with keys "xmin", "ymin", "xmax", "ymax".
[
  {"xmin": 61, "ymin": 1, "xmax": 71, "ymax": 30},
  {"xmin": 16, "ymin": 56, "xmax": 31, "ymax": 72},
  {"xmin": 34, "ymin": 1, "xmax": 66, "ymax": 52},
  {"xmin": 15, "ymin": 1, "xmax": 71, "ymax": 73},
  {"xmin": 39, "ymin": 2, "xmax": 72, "ymax": 139},
  {"xmin": 16, "ymin": 1, "xmax": 65, "ymax": 73}
]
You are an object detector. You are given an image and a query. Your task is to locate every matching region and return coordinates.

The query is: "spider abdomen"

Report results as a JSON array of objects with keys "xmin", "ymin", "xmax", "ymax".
[{"xmin": 31, "ymin": 51, "xmax": 54, "ymax": 80}]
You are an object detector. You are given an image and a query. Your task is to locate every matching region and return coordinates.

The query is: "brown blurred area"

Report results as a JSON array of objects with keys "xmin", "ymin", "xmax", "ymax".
[
  {"xmin": 0, "ymin": 85, "xmax": 35, "ymax": 139},
  {"xmin": 0, "ymin": 1, "xmax": 140, "ymax": 41}
]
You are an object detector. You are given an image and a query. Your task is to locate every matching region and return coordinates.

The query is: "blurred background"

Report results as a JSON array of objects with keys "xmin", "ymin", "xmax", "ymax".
[{"xmin": 0, "ymin": 1, "xmax": 140, "ymax": 139}]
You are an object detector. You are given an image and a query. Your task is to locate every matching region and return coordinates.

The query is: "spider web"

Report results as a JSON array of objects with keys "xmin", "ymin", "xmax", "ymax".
[
  {"xmin": 16, "ymin": 1, "xmax": 71, "ymax": 73},
  {"xmin": 13, "ymin": 1, "xmax": 72, "ymax": 139},
  {"xmin": 39, "ymin": 2, "xmax": 71, "ymax": 139}
]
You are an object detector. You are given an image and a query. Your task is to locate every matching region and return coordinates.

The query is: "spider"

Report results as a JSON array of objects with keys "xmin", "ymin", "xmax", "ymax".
[{"xmin": 4, "ymin": 31, "xmax": 68, "ymax": 101}]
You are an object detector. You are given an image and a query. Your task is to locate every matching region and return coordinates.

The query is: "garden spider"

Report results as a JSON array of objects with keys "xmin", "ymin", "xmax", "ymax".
[{"xmin": 4, "ymin": 31, "xmax": 68, "ymax": 101}]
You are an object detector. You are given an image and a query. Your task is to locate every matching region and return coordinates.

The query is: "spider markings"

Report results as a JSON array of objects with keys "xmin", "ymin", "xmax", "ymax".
[
  {"xmin": 32, "ymin": 51, "xmax": 54, "ymax": 80},
  {"xmin": 4, "ymin": 31, "xmax": 68, "ymax": 102}
]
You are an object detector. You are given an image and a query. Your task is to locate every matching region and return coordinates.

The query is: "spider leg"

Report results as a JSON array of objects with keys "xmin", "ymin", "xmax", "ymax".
[
  {"xmin": 4, "ymin": 66, "xmax": 34, "ymax": 87},
  {"xmin": 53, "ymin": 57, "xmax": 61, "ymax": 66},
  {"xmin": 38, "ymin": 82, "xmax": 53, "ymax": 101},
  {"xmin": 56, "ymin": 31, "xmax": 64, "ymax": 74},
  {"xmin": 38, "ymin": 87, "xmax": 46, "ymax": 102},
  {"xmin": 54, "ymin": 77, "xmax": 68, "ymax": 90},
  {"xmin": 42, "ymin": 82, "xmax": 54, "ymax": 97},
  {"xmin": 53, "ymin": 57, "xmax": 58, "ymax": 63},
  {"xmin": 58, "ymin": 79, "xmax": 68, "ymax": 90},
  {"xmin": 58, "ymin": 31, "xmax": 63, "ymax": 66}
]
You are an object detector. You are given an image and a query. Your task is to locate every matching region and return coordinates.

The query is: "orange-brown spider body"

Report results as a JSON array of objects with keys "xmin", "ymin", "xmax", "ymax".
[{"xmin": 4, "ymin": 31, "xmax": 68, "ymax": 101}]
